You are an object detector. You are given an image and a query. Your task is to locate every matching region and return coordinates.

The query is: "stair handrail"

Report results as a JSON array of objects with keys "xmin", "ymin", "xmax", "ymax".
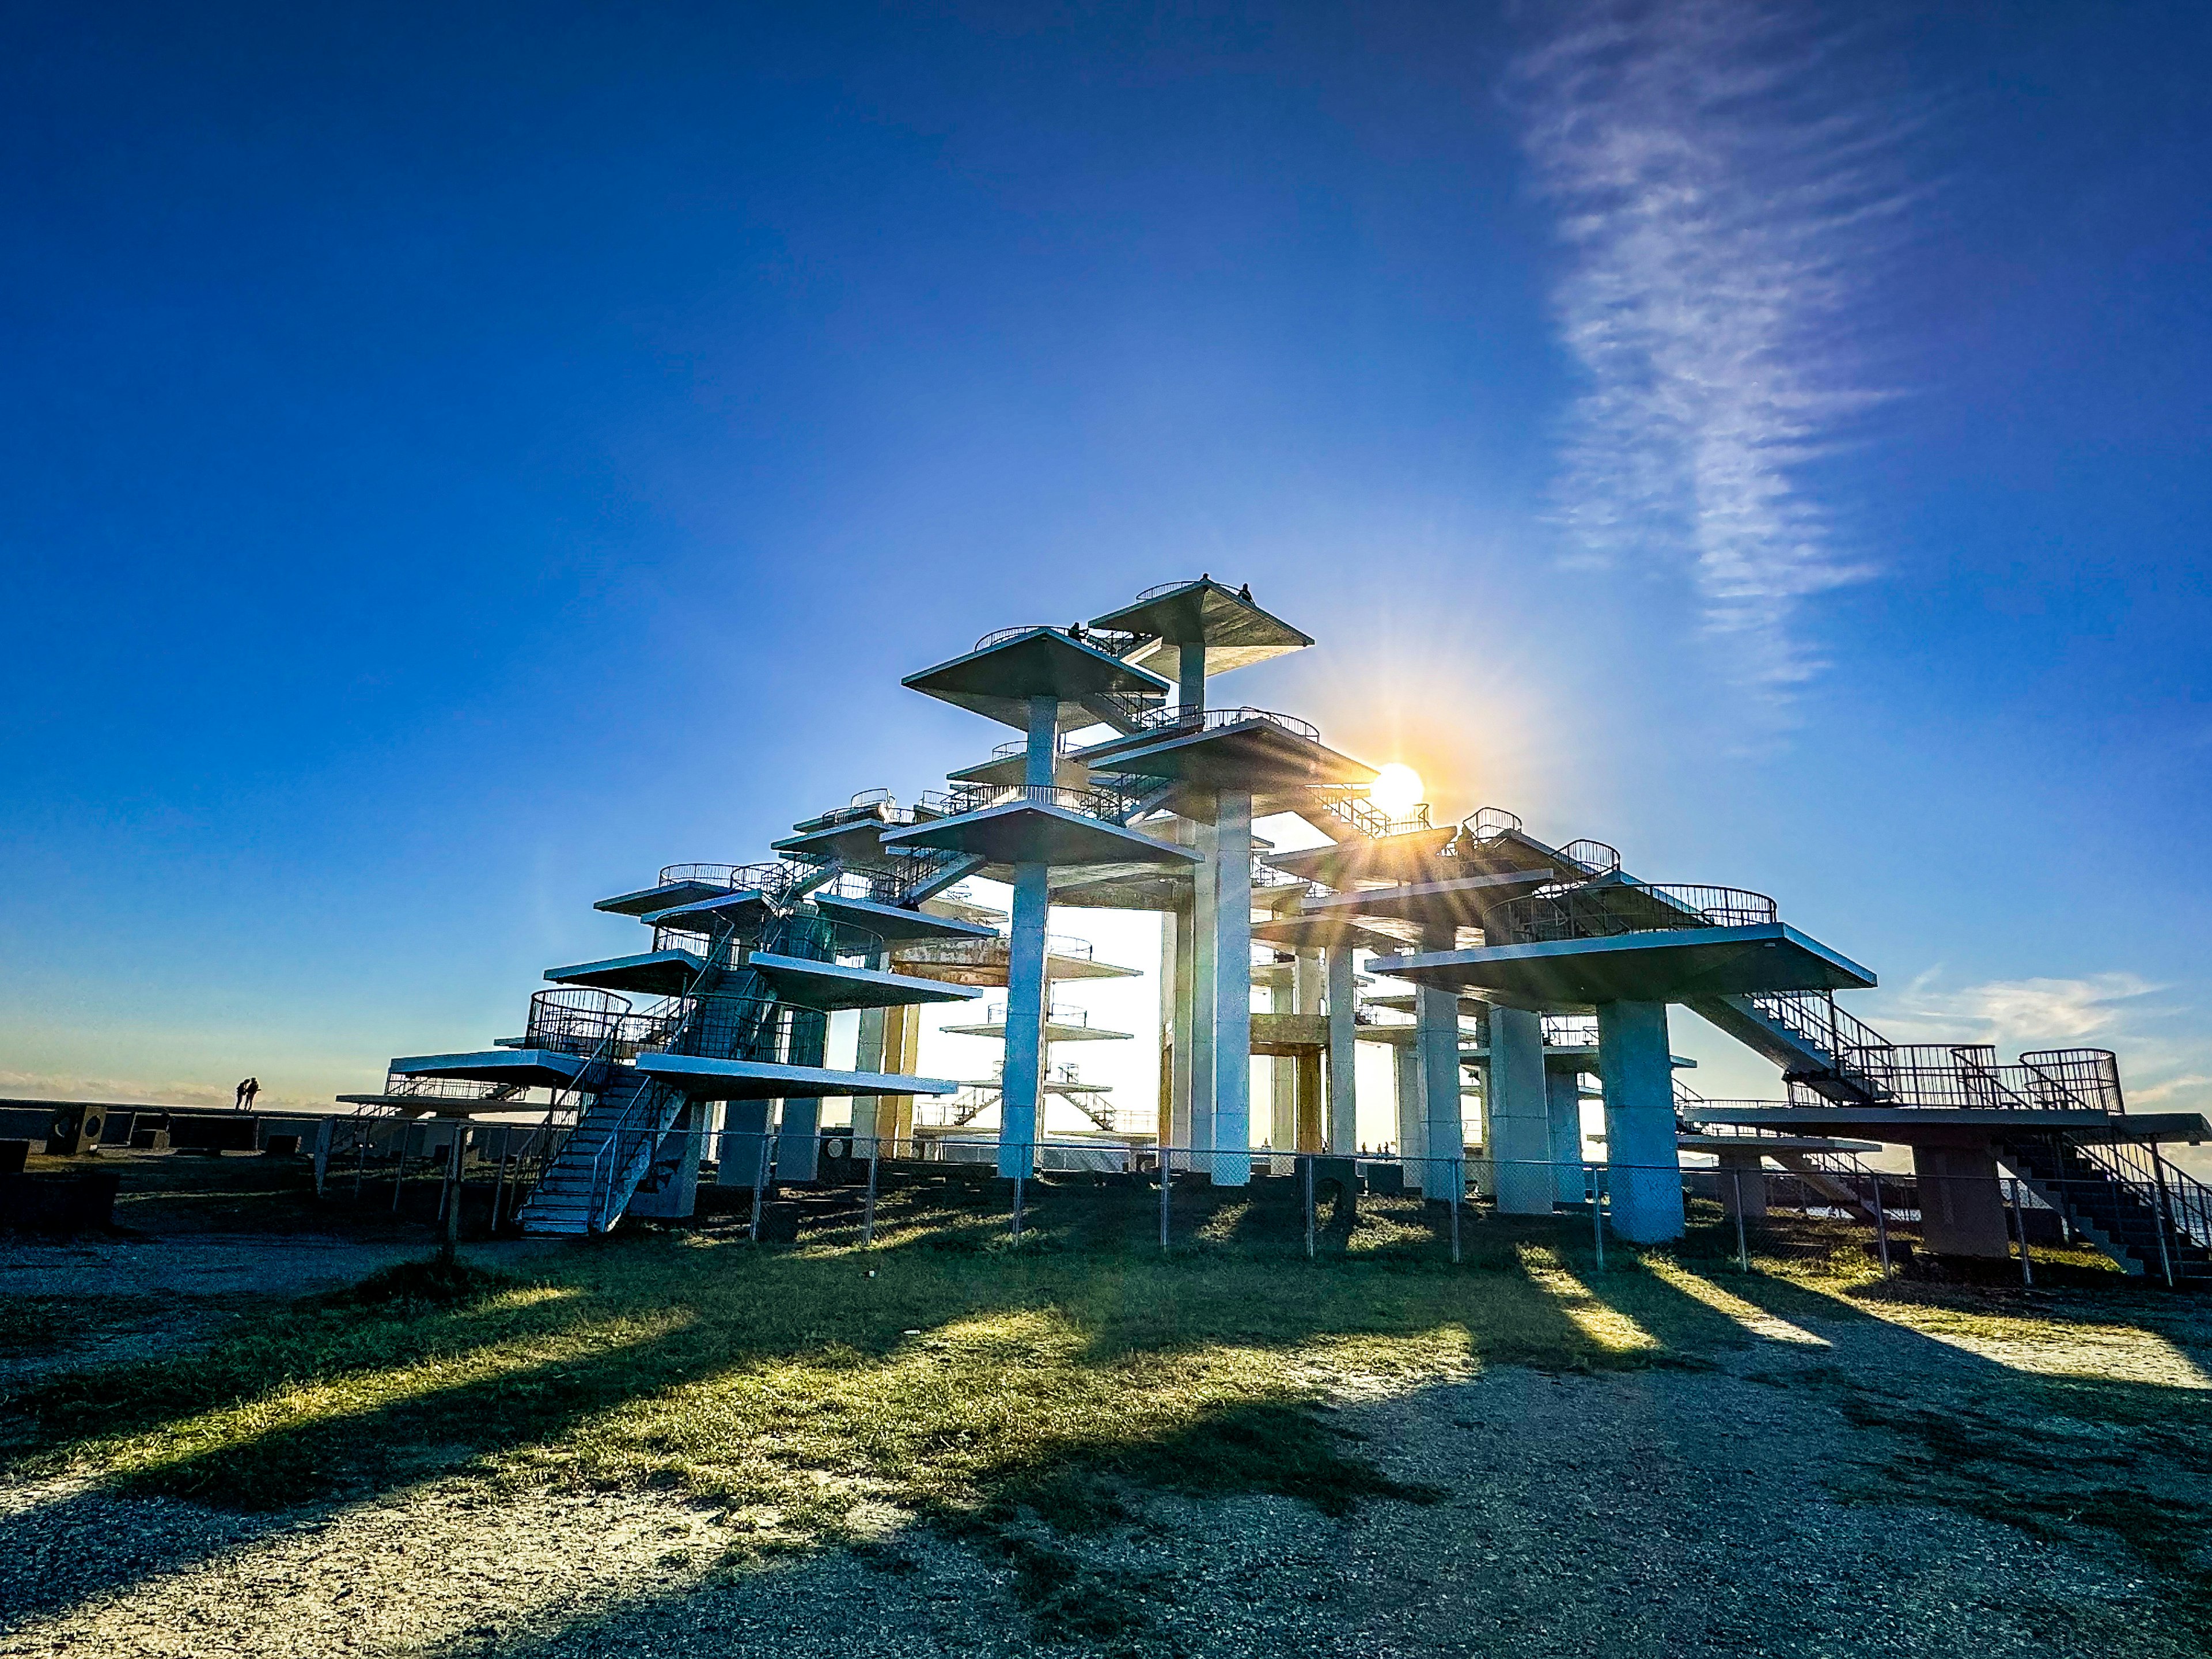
[{"xmin": 1486, "ymin": 881, "xmax": 1776, "ymax": 945}]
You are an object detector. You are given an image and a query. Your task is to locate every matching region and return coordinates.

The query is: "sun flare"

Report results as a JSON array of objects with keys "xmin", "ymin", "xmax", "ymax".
[{"xmin": 1369, "ymin": 763, "xmax": 1423, "ymax": 815}]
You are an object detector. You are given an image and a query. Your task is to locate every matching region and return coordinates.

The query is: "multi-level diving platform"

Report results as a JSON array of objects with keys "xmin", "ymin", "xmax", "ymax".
[{"xmin": 346, "ymin": 577, "xmax": 2209, "ymax": 1272}]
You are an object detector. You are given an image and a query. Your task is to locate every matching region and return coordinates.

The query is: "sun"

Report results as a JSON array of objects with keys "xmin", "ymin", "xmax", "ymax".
[{"xmin": 1368, "ymin": 762, "xmax": 1424, "ymax": 816}]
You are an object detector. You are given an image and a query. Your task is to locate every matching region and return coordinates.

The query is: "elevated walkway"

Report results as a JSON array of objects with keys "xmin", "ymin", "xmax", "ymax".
[{"xmin": 1374, "ymin": 924, "xmax": 1875, "ymax": 1012}]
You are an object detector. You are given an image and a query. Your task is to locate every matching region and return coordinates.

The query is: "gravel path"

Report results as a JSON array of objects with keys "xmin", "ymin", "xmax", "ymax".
[{"xmin": 0, "ymin": 1285, "xmax": 2200, "ymax": 1659}]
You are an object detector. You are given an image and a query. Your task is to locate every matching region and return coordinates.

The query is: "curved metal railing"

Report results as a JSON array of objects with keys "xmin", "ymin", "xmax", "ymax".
[
  {"xmin": 1459, "ymin": 806, "xmax": 1525, "ymax": 843},
  {"xmin": 927, "ymin": 781, "xmax": 1138, "ymax": 821},
  {"xmin": 1135, "ymin": 578, "xmax": 1197, "ymax": 602},
  {"xmin": 650, "ymin": 925, "xmax": 717, "ymax": 959},
  {"xmin": 974, "ymin": 623, "xmax": 1055, "ymax": 652},
  {"xmin": 656, "ymin": 860, "xmax": 797, "ymax": 895},
  {"xmin": 1309, "ymin": 785, "xmax": 1431, "ymax": 840},
  {"xmin": 1130, "ymin": 704, "xmax": 1319, "ymax": 741},
  {"xmin": 526, "ymin": 988, "xmax": 635, "ymax": 1057},
  {"xmin": 2021, "ymin": 1048, "xmax": 2126, "ymax": 1114},
  {"xmin": 1485, "ymin": 881, "xmax": 1777, "ymax": 944},
  {"xmin": 1559, "ymin": 839, "xmax": 1622, "ymax": 876}
]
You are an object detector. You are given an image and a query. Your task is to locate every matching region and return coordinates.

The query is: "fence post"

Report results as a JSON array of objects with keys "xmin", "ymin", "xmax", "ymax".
[
  {"xmin": 1449, "ymin": 1158, "xmax": 1463, "ymax": 1266},
  {"xmin": 1012, "ymin": 1172, "xmax": 1025, "ymax": 1243},
  {"xmin": 392, "ymin": 1120, "xmax": 413, "ymax": 1211},
  {"xmin": 442, "ymin": 1131, "xmax": 463, "ymax": 1259},
  {"xmin": 750, "ymin": 1129, "xmax": 771, "ymax": 1244},
  {"xmin": 1870, "ymin": 1170, "xmax": 1890, "ymax": 1276},
  {"xmin": 1590, "ymin": 1164, "xmax": 1607, "ymax": 1272},
  {"xmin": 862, "ymin": 1135, "xmax": 880, "ymax": 1248},
  {"xmin": 1732, "ymin": 1169, "xmax": 1749, "ymax": 1273},
  {"xmin": 1159, "ymin": 1147, "xmax": 1172, "ymax": 1254},
  {"xmin": 2150, "ymin": 1146, "xmax": 2178, "ymax": 1289},
  {"xmin": 2010, "ymin": 1177, "xmax": 2034, "ymax": 1287},
  {"xmin": 354, "ymin": 1125, "xmax": 369, "ymax": 1199}
]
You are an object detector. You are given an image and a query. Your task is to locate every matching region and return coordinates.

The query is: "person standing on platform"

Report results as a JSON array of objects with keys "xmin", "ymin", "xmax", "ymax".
[{"xmin": 234, "ymin": 1077, "xmax": 260, "ymax": 1111}]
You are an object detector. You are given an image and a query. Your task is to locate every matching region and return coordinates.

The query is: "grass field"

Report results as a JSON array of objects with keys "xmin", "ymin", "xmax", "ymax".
[{"xmin": 5, "ymin": 1156, "xmax": 2212, "ymax": 1655}]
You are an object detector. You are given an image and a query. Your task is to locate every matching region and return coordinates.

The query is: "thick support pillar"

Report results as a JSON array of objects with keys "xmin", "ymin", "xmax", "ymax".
[
  {"xmin": 1168, "ymin": 897, "xmax": 1196, "ymax": 1157},
  {"xmin": 777, "ymin": 1097, "xmax": 821, "ymax": 1183},
  {"xmin": 1210, "ymin": 790, "xmax": 1253, "ymax": 1186},
  {"xmin": 1596, "ymin": 1001, "xmax": 1685, "ymax": 1243},
  {"xmin": 1394, "ymin": 1039, "xmax": 1426, "ymax": 1184},
  {"xmin": 1912, "ymin": 1142, "xmax": 2012, "ymax": 1257},
  {"xmin": 716, "ymin": 1099, "xmax": 773, "ymax": 1189},
  {"xmin": 1325, "ymin": 946, "xmax": 1357, "ymax": 1153},
  {"xmin": 1715, "ymin": 1149, "xmax": 1769, "ymax": 1218},
  {"xmin": 1178, "ymin": 639, "xmax": 1207, "ymax": 714},
  {"xmin": 628, "ymin": 1099, "xmax": 704, "ymax": 1218},
  {"xmin": 853, "ymin": 1003, "xmax": 889, "ymax": 1153},
  {"xmin": 999, "ymin": 693, "xmax": 1058, "ymax": 1179},
  {"xmin": 1544, "ymin": 1058, "xmax": 1587, "ymax": 1206},
  {"xmin": 1187, "ymin": 824, "xmax": 1217, "ymax": 1173},
  {"xmin": 1488, "ymin": 1006, "xmax": 1554, "ymax": 1215},
  {"xmin": 1000, "ymin": 860, "xmax": 1050, "ymax": 1177},
  {"xmin": 1415, "ymin": 928, "xmax": 1464, "ymax": 1201},
  {"xmin": 882, "ymin": 1003, "xmax": 919, "ymax": 1156},
  {"xmin": 1267, "ymin": 967, "xmax": 1296, "ymax": 1161}
]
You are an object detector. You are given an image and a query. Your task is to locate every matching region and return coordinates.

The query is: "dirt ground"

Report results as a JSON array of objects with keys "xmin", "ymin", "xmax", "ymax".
[{"xmin": 3, "ymin": 1158, "xmax": 2208, "ymax": 1658}]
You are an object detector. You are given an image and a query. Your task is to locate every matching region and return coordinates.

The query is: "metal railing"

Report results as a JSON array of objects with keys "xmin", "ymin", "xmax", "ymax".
[
  {"xmin": 1459, "ymin": 806, "xmax": 1525, "ymax": 842},
  {"xmin": 1542, "ymin": 1015, "xmax": 1601, "ymax": 1049},
  {"xmin": 1558, "ymin": 838, "xmax": 1622, "ymax": 876},
  {"xmin": 1309, "ymin": 786, "xmax": 1432, "ymax": 840},
  {"xmin": 976, "ymin": 998, "xmax": 1098, "ymax": 1029},
  {"xmin": 1128, "ymin": 704, "xmax": 1319, "ymax": 743},
  {"xmin": 1485, "ymin": 881, "xmax": 1777, "ymax": 944},
  {"xmin": 651, "ymin": 925, "xmax": 717, "ymax": 959},
  {"xmin": 2022, "ymin": 1048, "xmax": 2127, "ymax": 1113},
  {"xmin": 974, "ymin": 624, "xmax": 1054, "ymax": 652},
  {"xmin": 787, "ymin": 791, "xmax": 899, "ymax": 834},
  {"xmin": 925, "ymin": 781, "xmax": 1137, "ymax": 821},
  {"xmin": 1745, "ymin": 988, "xmax": 1890, "ymax": 1068},
  {"xmin": 1135, "ymin": 578, "xmax": 1196, "ymax": 602}
]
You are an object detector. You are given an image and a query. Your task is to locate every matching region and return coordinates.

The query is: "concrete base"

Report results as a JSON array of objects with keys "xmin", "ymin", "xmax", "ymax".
[
  {"xmin": 1913, "ymin": 1142, "xmax": 2012, "ymax": 1257},
  {"xmin": 629, "ymin": 1099, "xmax": 705, "ymax": 1218},
  {"xmin": 1597, "ymin": 1000, "xmax": 1685, "ymax": 1243},
  {"xmin": 1488, "ymin": 1007, "xmax": 1552, "ymax": 1214},
  {"xmin": 1545, "ymin": 1060, "xmax": 1586, "ymax": 1207},
  {"xmin": 777, "ymin": 1098, "xmax": 821, "ymax": 1183},
  {"xmin": 717, "ymin": 1099, "xmax": 774, "ymax": 1189}
]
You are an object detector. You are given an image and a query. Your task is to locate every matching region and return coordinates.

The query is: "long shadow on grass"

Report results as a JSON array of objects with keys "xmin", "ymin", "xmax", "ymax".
[{"xmin": 7, "ymin": 1202, "xmax": 2210, "ymax": 1640}]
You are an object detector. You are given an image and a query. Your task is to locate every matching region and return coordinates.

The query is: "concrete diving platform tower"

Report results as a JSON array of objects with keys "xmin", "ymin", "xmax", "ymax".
[
  {"xmin": 1375, "ymin": 880, "xmax": 1874, "ymax": 1242},
  {"xmin": 884, "ymin": 626, "xmax": 1199, "ymax": 1177}
]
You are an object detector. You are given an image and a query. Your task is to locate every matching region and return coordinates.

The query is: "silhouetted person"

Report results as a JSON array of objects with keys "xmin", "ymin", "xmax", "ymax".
[
  {"xmin": 1237, "ymin": 582, "xmax": 1252, "ymax": 603},
  {"xmin": 235, "ymin": 1077, "xmax": 260, "ymax": 1111}
]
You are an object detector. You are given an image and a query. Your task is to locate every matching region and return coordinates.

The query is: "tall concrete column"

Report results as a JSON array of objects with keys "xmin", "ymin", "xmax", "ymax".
[
  {"xmin": 1394, "ymin": 1036, "xmax": 1426, "ymax": 1184},
  {"xmin": 884, "ymin": 1003, "xmax": 919, "ymax": 1156},
  {"xmin": 852, "ymin": 994, "xmax": 888, "ymax": 1152},
  {"xmin": 1415, "ymin": 928, "xmax": 1464, "ymax": 1202},
  {"xmin": 1169, "ymin": 895, "xmax": 1196, "ymax": 1159},
  {"xmin": 998, "ymin": 694, "xmax": 1057, "ymax": 1179},
  {"xmin": 1488, "ymin": 1007, "xmax": 1554, "ymax": 1214},
  {"xmin": 716, "ymin": 1098, "xmax": 773, "ymax": 1189},
  {"xmin": 1267, "ymin": 963, "xmax": 1296, "ymax": 1161},
  {"xmin": 1325, "ymin": 945, "xmax": 1358, "ymax": 1153},
  {"xmin": 1187, "ymin": 820, "xmax": 1218, "ymax": 1173},
  {"xmin": 1210, "ymin": 790, "xmax": 1253, "ymax": 1186},
  {"xmin": 777, "ymin": 1097, "xmax": 821, "ymax": 1182},
  {"xmin": 1596, "ymin": 1000, "xmax": 1685, "ymax": 1243},
  {"xmin": 1178, "ymin": 640, "xmax": 1207, "ymax": 714},
  {"xmin": 1544, "ymin": 1058, "xmax": 1587, "ymax": 1206}
]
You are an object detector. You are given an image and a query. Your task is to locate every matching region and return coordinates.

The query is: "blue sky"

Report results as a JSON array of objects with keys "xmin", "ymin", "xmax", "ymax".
[{"xmin": 3, "ymin": 2, "xmax": 2207, "ymax": 1128}]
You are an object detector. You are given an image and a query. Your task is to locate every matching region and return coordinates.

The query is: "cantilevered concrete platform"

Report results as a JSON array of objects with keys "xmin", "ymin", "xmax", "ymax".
[
  {"xmin": 808, "ymin": 892, "xmax": 997, "ymax": 945},
  {"xmin": 544, "ymin": 948, "xmax": 704, "ymax": 997},
  {"xmin": 635, "ymin": 1054, "xmax": 959, "ymax": 1101},
  {"xmin": 1088, "ymin": 578, "xmax": 1315, "ymax": 680},
  {"xmin": 1301, "ymin": 869, "xmax": 1557, "ymax": 933},
  {"xmin": 740, "ymin": 953, "xmax": 982, "ymax": 1012},
  {"xmin": 1067, "ymin": 718, "xmax": 1375, "ymax": 824},
  {"xmin": 389, "ymin": 1049, "xmax": 588, "ymax": 1088},
  {"xmin": 902, "ymin": 627, "xmax": 1171, "ymax": 732},
  {"xmin": 882, "ymin": 800, "xmax": 1201, "ymax": 873},
  {"xmin": 641, "ymin": 888, "xmax": 782, "ymax": 933},
  {"xmin": 1250, "ymin": 912, "xmax": 1405, "ymax": 955},
  {"xmin": 1374, "ymin": 925, "xmax": 1876, "ymax": 1012},
  {"xmin": 595, "ymin": 875, "xmax": 755, "ymax": 918},
  {"xmin": 940, "ymin": 1013, "xmax": 1134, "ymax": 1043}
]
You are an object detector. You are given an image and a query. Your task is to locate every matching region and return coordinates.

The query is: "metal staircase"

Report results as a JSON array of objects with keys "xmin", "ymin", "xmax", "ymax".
[
  {"xmin": 517, "ymin": 893, "xmax": 857, "ymax": 1236},
  {"xmin": 1993, "ymin": 1132, "xmax": 2212, "ymax": 1283}
]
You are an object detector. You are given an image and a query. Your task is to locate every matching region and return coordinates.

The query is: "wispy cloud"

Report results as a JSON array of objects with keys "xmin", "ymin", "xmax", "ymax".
[
  {"xmin": 1510, "ymin": 1, "xmax": 1915, "ymax": 713},
  {"xmin": 1881, "ymin": 971, "xmax": 2162, "ymax": 1050}
]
